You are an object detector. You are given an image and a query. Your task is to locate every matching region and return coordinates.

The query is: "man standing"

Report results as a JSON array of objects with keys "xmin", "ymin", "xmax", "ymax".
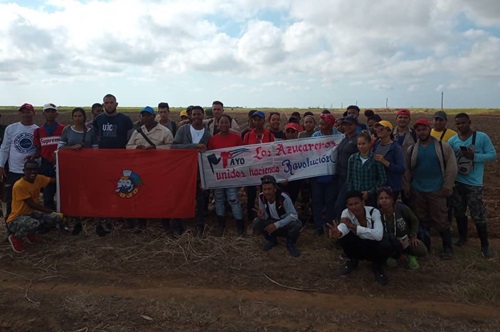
[
  {"xmin": 92, "ymin": 94, "xmax": 134, "ymax": 236},
  {"xmin": 157, "ymin": 102, "xmax": 177, "ymax": 137},
  {"xmin": 448, "ymin": 113, "xmax": 496, "ymax": 257},
  {"xmin": 431, "ymin": 111, "xmax": 456, "ymax": 142},
  {"xmin": 0, "ymin": 103, "xmax": 39, "ymax": 220},
  {"xmin": 345, "ymin": 105, "xmax": 369, "ymax": 133},
  {"xmin": 33, "ymin": 103, "xmax": 65, "ymax": 210},
  {"xmin": 393, "ymin": 109, "xmax": 417, "ymax": 153},
  {"xmin": 253, "ymin": 175, "xmax": 302, "ymax": 257},
  {"xmin": 206, "ymin": 101, "xmax": 240, "ymax": 136},
  {"xmin": 6, "ymin": 160, "xmax": 64, "ymax": 253},
  {"xmin": 173, "ymin": 106, "xmax": 211, "ymax": 237},
  {"xmin": 86, "ymin": 103, "xmax": 103, "ymax": 129},
  {"xmin": 93, "ymin": 94, "xmax": 134, "ymax": 149},
  {"xmin": 403, "ymin": 119, "xmax": 457, "ymax": 259}
]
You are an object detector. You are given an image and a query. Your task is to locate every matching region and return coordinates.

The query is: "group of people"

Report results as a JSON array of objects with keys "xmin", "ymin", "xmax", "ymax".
[{"xmin": 0, "ymin": 96, "xmax": 496, "ymax": 286}]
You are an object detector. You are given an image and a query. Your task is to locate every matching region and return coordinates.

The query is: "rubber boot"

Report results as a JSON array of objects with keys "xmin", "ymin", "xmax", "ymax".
[
  {"xmin": 454, "ymin": 216, "xmax": 468, "ymax": 247},
  {"xmin": 417, "ymin": 223, "xmax": 431, "ymax": 253},
  {"xmin": 196, "ymin": 223, "xmax": 205, "ymax": 237},
  {"xmin": 475, "ymin": 223, "xmax": 491, "ymax": 258},
  {"xmin": 286, "ymin": 236, "xmax": 301, "ymax": 257},
  {"xmin": 236, "ymin": 219, "xmax": 245, "ymax": 236},
  {"xmin": 439, "ymin": 229, "xmax": 453, "ymax": 260},
  {"xmin": 161, "ymin": 218, "xmax": 171, "ymax": 234},
  {"xmin": 215, "ymin": 215, "xmax": 226, "ymax": 237},
  {"xmin": 172, "ymin": 219, "xmax": 184, "ymax": 238}
]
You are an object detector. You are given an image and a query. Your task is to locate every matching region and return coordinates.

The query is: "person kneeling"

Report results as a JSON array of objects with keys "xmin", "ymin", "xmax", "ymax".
[
  {"xmin": 327, "ymin": 190, "xmax": 391, "ymax": 285},
  {"xmin": 6, "ymin": 160, "xmax": 64, "ymax": 253},
  {"xmin": 253, "ymin": 175, "xmax": 302, "ymax": 257}
]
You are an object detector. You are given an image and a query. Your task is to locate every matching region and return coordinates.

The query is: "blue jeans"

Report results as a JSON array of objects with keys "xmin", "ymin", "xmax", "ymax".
[
  {"xmin": 311, "ymin": 178, "xmax": 336, "ymax": 231},
  {"xmin": 214, "ymin": 187, "xmax": 243, "ymax": 220}
]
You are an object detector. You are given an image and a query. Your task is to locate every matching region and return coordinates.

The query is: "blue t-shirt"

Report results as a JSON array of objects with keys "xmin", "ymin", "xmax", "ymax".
[
  {"xmin": 448, "ymin": 131, "xmax": 496, "ymax": 186},
  {"xmin": 411, "ymin": 143, "xmax": 443, "ymax": 192},
  {"xmin": 93, "ymin": 113, "xmax": 134, "ymax": 149}
]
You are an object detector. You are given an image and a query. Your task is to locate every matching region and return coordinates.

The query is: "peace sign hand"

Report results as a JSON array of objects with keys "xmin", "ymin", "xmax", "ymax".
[{"xmin": 326, "ymin": 220, "xmax": 343, "ymax": 239}]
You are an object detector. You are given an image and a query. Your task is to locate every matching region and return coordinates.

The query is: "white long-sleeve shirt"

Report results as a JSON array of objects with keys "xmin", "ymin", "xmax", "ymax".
[
  {"xmin": 0, "ymin": 122, "xmax": 39, "ymax": 174},
  {"xmin": 337, "ymin": 206, "xmax": 383, "ymax": 241}
]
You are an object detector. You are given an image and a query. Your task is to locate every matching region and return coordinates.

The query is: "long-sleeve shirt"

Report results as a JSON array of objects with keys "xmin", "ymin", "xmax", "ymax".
[
  {"xmin": 337, "ymin": 206, "xmax": 383, "ymax": 241},
  {"xmin": 126, "ymin": 123, "xmax": 173, "ymax": 149},
  {"xmin": 347, "ymin": 152, "xmax": 387, "ymax": 194},
  {"xmin": 448, "ymin": 131, "xmax": 496, "ymax": 186},
  {"xmin": 0, "ymin": 122, "xmax": 39, "ymax": 174},
  {"xmin": 374, "ymin": 140, "xmax": 405, "ymax": 191},
  {"xmin": 257, "ymin": 191, "xmax": 299, "ymax": 229}
]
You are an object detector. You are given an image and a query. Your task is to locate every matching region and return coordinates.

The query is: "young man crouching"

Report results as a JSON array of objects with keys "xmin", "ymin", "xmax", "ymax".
[
  {"xmin": 6, "ymin": 160, "xmax": 64, "ymax": 253},
  {"xmin": 253, "ymin": 175, "xmax": 302, "ymax": 257}
]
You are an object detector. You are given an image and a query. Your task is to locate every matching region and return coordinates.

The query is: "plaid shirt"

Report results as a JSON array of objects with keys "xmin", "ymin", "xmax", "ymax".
[{"xmin": 347, "ymin": 152, "xmax": 387, "ymax": 193}]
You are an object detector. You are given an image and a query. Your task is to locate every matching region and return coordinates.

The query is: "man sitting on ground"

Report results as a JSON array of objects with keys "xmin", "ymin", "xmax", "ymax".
[
  {"xmin": 253, "ymin": 175, "xmax": 302, "ymax": 257},
  {"xmin": 6, "ymin": 160, "xmax": 64, "ymax": 253}
]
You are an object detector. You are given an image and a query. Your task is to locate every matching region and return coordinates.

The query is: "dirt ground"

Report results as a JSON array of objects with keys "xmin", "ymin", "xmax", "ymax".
[{"xmin": 0, "ymin": 110, "xmax": 499, "ymax": 331}]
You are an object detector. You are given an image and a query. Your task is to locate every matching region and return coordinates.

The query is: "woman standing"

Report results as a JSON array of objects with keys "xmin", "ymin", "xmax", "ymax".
[
  {"xmin": 208, "ymin": 115, "xmax": 245, "ymax": 236},
  {"xmin": 298, "ymin": 115, "xmax": 316, "ymax": 138},
  {"xmin": 268, "ymin": 112, "xmax": 285, "ymax": 140},
  {"xmin": 58, "ymin": 108, "xmax": 98, "ymax": 150},
  {"xmin": 373, "ymin": 120, "xmax": 405, "ymax": 199},
  {"xmin": 346, "ymin": 131, "xmax": 387, "ymax": 207}
]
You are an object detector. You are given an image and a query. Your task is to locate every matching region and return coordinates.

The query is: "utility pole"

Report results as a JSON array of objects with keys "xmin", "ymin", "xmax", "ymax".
[
  {"xmin": 386, "ymin": 98, "xmax": 388, "ymax": 108},
  {"xmin": 441, "ymin": 91, "xmax": 444, "ymax": 111},
  {"xmin": 341, "ymin": 102, "xmax": 343, "ymax": 109}
]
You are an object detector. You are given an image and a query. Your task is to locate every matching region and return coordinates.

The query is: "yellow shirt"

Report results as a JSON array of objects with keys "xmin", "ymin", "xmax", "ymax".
[
  {"xmin": 7, "ymin": 175, "xmax": 51, "ymax": 223},
  {"xmin": 431, "ymin": 128, "xmax": 457, "ymax": 142}
]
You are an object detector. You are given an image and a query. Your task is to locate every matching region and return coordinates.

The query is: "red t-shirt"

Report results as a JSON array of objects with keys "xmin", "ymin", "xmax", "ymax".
[
  {"xmin": 208, "ymin": 132, "xmax": 243, "ymax": 150},
  {"xmin": 243, "ymin": 129, "xmax": 275, "ymax": 145},
  {"xmin": 34, "ymin": 123, "xmax": 66, "ymax": 162}
]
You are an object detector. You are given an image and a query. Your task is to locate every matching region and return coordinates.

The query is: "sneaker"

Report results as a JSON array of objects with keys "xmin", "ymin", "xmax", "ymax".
[
  {"xmin": 481, "ymin": 247, "xmax": 492, "ymax": 258},
  {"xmin": 26, "ymin": 233, "xmax": 41, "ymax": 245},
  {"xmin": 338, "ymin": 252, "xmax": 348, "ymax": 261},
  {"xmin": 286, "ymin": 244, "xmax": 301, "ymax": 257},
  {"xmin": 8, "ymin": 234, "xmax": 25, "ymax": 253},
  {"xmin": 72, "ymin": 222, "xmax": 83, "ymax": 236},
  {"xmin": 262, "ymin": 240, "xmax": 278, "ymax": 251},
  {"xmin": 406, "ymin": 255, "xmax": 420, "ymax": 270},
  {"xmin": 339, "ymin": 259, "xmax": 358, "ymax": 276},
  {"xmin": 386, "ymin": 257, "xmax": 397, "ymax": 268},
  {"xmin": 373, "ymin": 263, "xmax": 388, "ymax": 286}
]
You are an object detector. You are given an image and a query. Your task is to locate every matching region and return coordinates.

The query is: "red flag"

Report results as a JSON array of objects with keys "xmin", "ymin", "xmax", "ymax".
[{"xmin": 57, "ymin": 149, "xmax": 198, "ymax": 218}]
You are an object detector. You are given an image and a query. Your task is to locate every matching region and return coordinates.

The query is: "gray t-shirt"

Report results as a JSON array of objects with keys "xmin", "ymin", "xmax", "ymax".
[{"xmin": 58, "ymin": 126, "xmax": 98, "ymax": 149}]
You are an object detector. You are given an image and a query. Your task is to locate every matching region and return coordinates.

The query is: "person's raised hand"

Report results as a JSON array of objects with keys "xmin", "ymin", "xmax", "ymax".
[{"xmin": 326, "ymin": 220, "xmax": 342, "ymax": 239}]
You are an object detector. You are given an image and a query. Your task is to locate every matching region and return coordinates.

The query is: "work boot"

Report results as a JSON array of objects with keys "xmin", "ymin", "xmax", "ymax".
[
  {"xmin": 195, "ymin": 224, "xmax": 206, "ymax": 237},
  {"xmin": 262, "ymin": 233, "xmax": 278, "ymax": 251},
  {"xmin": 286, "ymin": 236, "xmax": 301, "ymax": 257},
  {"xmin": 215, "ymin": 216, "xmax": 226, "ymax": 237},
  {"xmin": 475, "ymin": 223, "xmax": 491, "ymax": 258},
  {"xmin": 161, "ymin": 219, "xmax": 172, "ymax": 235},
  {"xmin": 439, "ymin": 229, "xmax": 453, "ymax": 260},
  {"xmin": 236, "ymin": 219, "xmax": 245, "ymax": 236},
  {"xmin": 417, "ymin": 223, "xmax": 431, "ymax": 253},
  {"xmin": 172, "ymin": 219, "xmax": 184, "ymax": 238},
  {"xmin": 454, "ymin": 216, "xmax": 468, "ymax": 247}
]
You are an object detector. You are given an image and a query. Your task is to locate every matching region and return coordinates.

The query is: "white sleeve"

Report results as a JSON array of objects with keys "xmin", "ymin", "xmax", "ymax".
[
  {"xmin": 356, "ymin": 208, "xmax": 384, "ymax": 241},
  {"xmin": 337, "ymin": 208, "xmax": 351, "ymax": 238}
]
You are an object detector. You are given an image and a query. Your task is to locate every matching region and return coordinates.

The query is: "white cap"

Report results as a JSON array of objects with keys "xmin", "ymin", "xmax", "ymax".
[{"xmin": 43, "ymin": 103, "xmax": 58, "ymax": 112}]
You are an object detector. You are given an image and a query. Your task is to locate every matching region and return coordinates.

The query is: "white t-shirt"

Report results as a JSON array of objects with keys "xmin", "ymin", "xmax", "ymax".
[
  {"xmin": 267, "ymin": 201, "xmax": 280, "ymax": 220},
  {"xmin": 0, "ymin": 122, "xmax": 39, "ymax": 173},
  {"xmin": 190, "ymin": 126, "xmax": 205, "ymax": 144}
]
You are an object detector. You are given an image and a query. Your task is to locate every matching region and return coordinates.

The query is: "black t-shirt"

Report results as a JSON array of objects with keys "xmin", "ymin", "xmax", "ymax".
[{"xmin": 93, "ymin": 113, "xmax": 134, "ymax": 149}]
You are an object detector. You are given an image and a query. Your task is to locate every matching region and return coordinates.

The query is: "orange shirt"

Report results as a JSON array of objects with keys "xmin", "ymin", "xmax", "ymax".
[{"xmin": 7, "ymin": 175, "xmax": 51, "ymax": 223}]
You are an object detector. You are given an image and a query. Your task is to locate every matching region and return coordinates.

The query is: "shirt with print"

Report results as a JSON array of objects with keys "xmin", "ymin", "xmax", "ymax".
[
  {"xmin": 93, "ymin": 113, "xmax": 134, "ymax": 149},
  {"xmin": 34, "ymin": 123, "xmax": 66, "ymax": 162},
  {"xmin": 0, "ymin": 122, "xmax": 39, "ymax": 174},
  {"xmin": 58, "ymin": 126, "xmax": 98, "ymax": 149},
  {"xmin": 7, "ymin": 175, "xmax": 51, "ymax": 223}
]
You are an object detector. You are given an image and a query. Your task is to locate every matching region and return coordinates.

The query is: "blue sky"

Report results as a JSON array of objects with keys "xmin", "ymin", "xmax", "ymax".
[{"xmin": 0, "ymin": 0, "xmax": 499, "ymax": 109}]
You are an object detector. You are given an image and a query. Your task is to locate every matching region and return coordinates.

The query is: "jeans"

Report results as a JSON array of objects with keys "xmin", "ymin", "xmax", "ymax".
[
  {"xmin": 40, "ymin": 159, "xmax": 57, "ymax": 210},
  {"xmin": 214, "ymin": 187, "xmax": 243, "ymax": 220},
  {"xmin": 253, "ymin": 218, "xmax": 302, "ymax": 239},
  {"xmin": 339, "ymin": 232, "xmax": 392, "ymax": 264},
  {"xmin": 333, "ymin": 178, "xmax": 347, "ymax": 222},
  {"xmin": 311, "ymin": 178, "xmax": 336, "ymax": 231}
]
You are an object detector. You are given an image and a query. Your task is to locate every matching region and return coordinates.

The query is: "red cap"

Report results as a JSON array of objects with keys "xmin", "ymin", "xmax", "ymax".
[
  {"xmin": 413, "ymin": 118, "xmax": 430, "ymax": 129},
  {"xmin": 285, "ymin": 122, "xmax": 299, "ymax": 131},
  {"xmin": 19, "ymin": 103, "xmax": 35, "ymax": 113},
  {"xmin": 396, "ymin": 109, "xmax": 411, "ymax": 117}
]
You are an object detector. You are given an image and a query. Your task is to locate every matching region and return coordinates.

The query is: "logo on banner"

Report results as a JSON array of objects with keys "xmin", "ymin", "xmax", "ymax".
[
  {"xmin": 115, "ymin": 169, "xmax": 143, "ymax": 198},
  {"xmin": 206, "ymin": 148, "xmax": 250, "ymax": 173}
]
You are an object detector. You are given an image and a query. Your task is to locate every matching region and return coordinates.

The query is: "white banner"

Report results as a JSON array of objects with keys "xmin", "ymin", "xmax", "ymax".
[{"xmin": 199, "ymin": 135, "xmax": 344, "ymax": 189}]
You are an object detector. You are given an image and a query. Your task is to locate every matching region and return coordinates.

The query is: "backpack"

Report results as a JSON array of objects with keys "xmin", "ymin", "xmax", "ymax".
[
  {"xmin": 457, "ymin": 131, "xmax": 477, "ymax": 175},
  {"xmin": 259, "ymin": 191, "xmax": 286, "ymax": 220}
]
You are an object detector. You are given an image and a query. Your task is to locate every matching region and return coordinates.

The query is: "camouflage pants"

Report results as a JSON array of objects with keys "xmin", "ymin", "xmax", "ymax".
[
  {"xmin": 452, "ymin": 182, "xmax": 486, "ymax": 224},
  {"xmin": 7, "ymin": 213, "xmax": 60, "ymax": 238}
]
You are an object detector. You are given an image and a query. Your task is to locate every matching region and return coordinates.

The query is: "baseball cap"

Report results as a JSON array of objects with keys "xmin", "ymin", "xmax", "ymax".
[
  {"xmin": 261, "ymin": 175, "xmax": 277, "ymax": 186},
  {"xmin": 434, "ymin": 111, "xmax": 447, "ymax": 121},
  {"xmin": 252, "ymin": 110, "xmax": 265, "ymax": 119},
  {"xmin": 374, "ymin": 120, "xmax": 394, "ymax": 131},
  {"xmin": 285, "ymin": 123, "xmax": 299, "ymax": 131},
  {"xmin": 397, "ymin": 109, "xmax": 411, "ymax": 117},
  {"xmin": 413, "ymin": 118, "xmax": 430, "ymax": 129},
  {"xmin": 140, "ymin": 106, "xmax": 155, "ymax": 115},
  {"xmin": 341, "ymin": 116, "xmax": 358, "ymax": 125},
  {"xmin": 19, "ymin": 103, "xmax": 35, "ymax": 113},
  {"xmin": 43, "ymin": 103, "xmax": 58, "ymax": 112},
  {"xmin": 180, "ymin": 110, "xmax": 188, "ymax": 118}
]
